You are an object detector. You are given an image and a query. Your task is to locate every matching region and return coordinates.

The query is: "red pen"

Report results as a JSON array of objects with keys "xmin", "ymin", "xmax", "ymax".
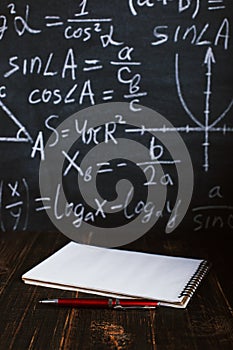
[{"xmin": 39, "ymin": 298, "xmax": 159, "ymax": 309}]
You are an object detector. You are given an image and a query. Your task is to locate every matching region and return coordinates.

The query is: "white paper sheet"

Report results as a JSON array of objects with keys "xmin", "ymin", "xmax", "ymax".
[{"xmin": 22, "ymin": 242, "xmax": 208, "ymax": 308}]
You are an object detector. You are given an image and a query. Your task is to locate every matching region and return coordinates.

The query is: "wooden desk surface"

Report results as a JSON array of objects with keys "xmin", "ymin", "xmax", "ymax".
[{"xmin": 0, "ymin": 231, "xmax": 232, "ymax": 350}]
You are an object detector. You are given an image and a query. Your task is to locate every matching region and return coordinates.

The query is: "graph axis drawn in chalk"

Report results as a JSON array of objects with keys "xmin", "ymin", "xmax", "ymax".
[
  {"xmin": 175, "ymin": 50, "xmax": 233, "ymax": 171},
  {"xmin": 127, "ymin": 50, "xmax": 232, "ymax": 172}
]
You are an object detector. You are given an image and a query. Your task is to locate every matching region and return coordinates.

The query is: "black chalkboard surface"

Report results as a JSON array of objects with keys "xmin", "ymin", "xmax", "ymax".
[{"xmin": 0, "ymin": 0, "xmax": 232, "ymax": 246}]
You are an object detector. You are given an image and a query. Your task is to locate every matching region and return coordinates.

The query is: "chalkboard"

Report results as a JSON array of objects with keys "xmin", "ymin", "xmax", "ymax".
[{"xmin": 0, "ymin": 0, "xmax": 232, "ymax": 246}]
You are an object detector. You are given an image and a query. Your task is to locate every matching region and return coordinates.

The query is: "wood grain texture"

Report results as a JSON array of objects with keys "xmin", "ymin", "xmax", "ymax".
[{"xmin": 0, "ymin": 231, "xmax": 232, "ymax": 350}]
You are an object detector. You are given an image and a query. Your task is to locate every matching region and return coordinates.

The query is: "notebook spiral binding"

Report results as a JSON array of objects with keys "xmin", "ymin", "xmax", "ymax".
[{"xmin": 178, "ymin": 260, "xmax": 209, "ymax": 298}]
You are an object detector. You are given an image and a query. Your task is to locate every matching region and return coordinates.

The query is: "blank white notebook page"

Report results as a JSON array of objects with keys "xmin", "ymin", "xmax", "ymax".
[{"xmin": 22, "ymin": 242, "xmax": 204, "ymax": 303}]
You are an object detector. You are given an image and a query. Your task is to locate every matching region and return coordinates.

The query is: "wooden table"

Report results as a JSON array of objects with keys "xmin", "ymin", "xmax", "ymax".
[{"xmin": 0, "ymin": 231, "xmax": 232, "ymax": 350}]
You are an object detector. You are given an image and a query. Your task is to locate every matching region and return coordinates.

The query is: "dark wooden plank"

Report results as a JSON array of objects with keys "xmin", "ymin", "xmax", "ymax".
[
  {"xmin": 0, "ymin": 232, "xmax": 39, "ymax": 297},
  {"xmin": 156, "ymin": 271, "xmax": 233, "ymax": 350},
  {"xmin": 58, "ymin": 302, "xmax": 157, "ymax": 350},
  {"xmin": 0, "ymin": 231, "xmax": 232, "ymax": 350},
  {"xmin": 0, "ymin": 231, "xmax": 73, "ymax": 350}
]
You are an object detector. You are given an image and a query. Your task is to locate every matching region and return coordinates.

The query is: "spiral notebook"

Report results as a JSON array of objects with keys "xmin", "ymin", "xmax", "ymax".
[{"xmin": 22, "ymin": 242, "xmax": 209, "ymax": 308}]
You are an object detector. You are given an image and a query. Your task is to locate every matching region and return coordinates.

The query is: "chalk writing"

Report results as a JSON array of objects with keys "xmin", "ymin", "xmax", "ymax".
[
  {"xmin": 192, "ymin": 187, "xmax": 233, "ymax": 231},
  {"xmin": 0, "ymin": 98, "xmax": 32, "ymax": 143},
  {"xmin": 0, "ymin": 0, "xmax": 232, "ymax": 238},
  {"xmin": 151, "ymin": 18, "xmax": 230, "ymax": 48},
  {"xmin": 128, "ymin": 0, "xmax": 227, "ymax": 17},
  {"xmin": 0, "ymin": 4, "xmax": 40, "ymax": 39},
  {"xmin": 0, "ymin": 179, "xmax": 29, "ymax": 231}
]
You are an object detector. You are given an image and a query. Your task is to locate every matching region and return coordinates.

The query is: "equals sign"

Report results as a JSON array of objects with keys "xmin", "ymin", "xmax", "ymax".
[
  {"xmin": 96, "ymin": 162, "xmax": 113, "ymax": 174},
  {"xmin": 102, "ymin": 90, "xmax": 114, "ymax": 101},
  {"xmin": 61, "ymin": 129, "xmax": 70, "ymax": 138},
  {"xmin": 45, "ymin": 16, "xmax": 64, "ymax": 27},
  {"xmin": 208, "ymin": 0, "xmax": 225, "ymax": 10},
  {"xmin": 35, "ymin": 197, "xmax": 51, "ymax": 212},
  {"xmin": 83, "ymin": 60, "xmax": 103, "ymax": 71}
]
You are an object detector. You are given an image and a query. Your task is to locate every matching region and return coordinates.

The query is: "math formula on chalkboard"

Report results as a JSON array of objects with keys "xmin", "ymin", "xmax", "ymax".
[{"xmin": 0, "ymin": 0, "xmax": 232, "ymax": 245}]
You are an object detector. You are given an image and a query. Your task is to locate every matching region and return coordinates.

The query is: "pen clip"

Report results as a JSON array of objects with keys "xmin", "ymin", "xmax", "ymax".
[
  {"xmin": 112, "ymin": 299, "xmax": 157, "ymax": 310},
  {"xmin": 113, "ymin": 305, "xmax": 157, "ymax": 310}
]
